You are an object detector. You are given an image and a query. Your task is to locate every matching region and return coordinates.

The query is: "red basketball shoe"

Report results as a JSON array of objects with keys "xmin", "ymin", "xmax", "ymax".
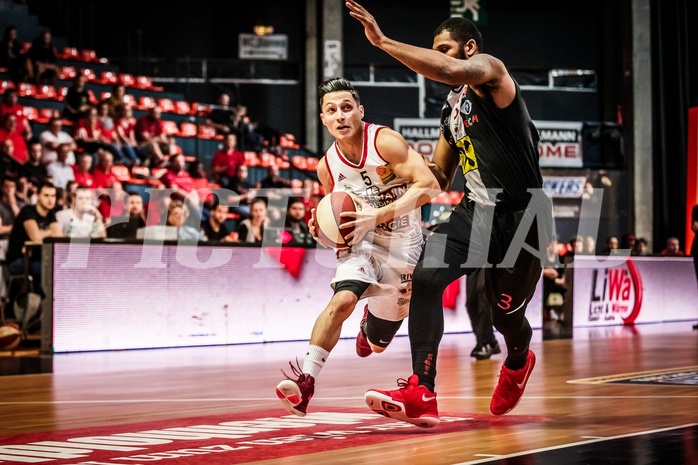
[
  {"xmin": 275, "ymin": 360, "xmax": 315, "ymax": 416},
  {"xmin": 364, "ymin": 374, "xmax": 440, "ymax": 427},
  {"xmin": 490, "ymin": 350, "xmax": 536, "ymax": 415},
  {"xmin": 356, "ymin": 305, "xmax": 372, "ymax": 357}
]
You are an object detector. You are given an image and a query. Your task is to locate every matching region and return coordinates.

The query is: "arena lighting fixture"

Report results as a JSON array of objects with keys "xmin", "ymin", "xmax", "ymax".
[{"xmin": 253, "ymin": 25, "xmax": 274, "ymax": 36}]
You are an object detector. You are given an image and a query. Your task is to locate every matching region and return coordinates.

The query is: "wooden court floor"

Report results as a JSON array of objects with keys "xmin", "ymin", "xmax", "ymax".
[{"xmin": 1, "ymin": 321, "xmax": 697, "ymax": 464}]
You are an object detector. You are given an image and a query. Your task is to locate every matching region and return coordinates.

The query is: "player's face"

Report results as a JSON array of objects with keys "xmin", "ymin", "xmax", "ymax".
[
  {"xmin": 320, "ymin": 91, "xmax": 364, "ymax": 139},
  {"xmin": 432, "ymin": 31, "xmax": 468, "ymax": 60}
]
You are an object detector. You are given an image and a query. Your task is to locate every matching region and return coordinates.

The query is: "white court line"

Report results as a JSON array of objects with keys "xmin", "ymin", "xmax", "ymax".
[
  {"xmin": 1, "ymin": 394, "xmax": 698, "ymax": 405},
  {"xmin": 451, "ymin": 423, "xmax": 698, "ymax": 464}
]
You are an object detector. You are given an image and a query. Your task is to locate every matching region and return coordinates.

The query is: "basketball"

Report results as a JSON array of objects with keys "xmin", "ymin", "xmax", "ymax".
[
  {"xmin": 0, "ymin": 323, "xmax": 21, "ymax": 351},
  {"xmin": 314, "ymin": 191, "xmax": 359, "ymax": 249}
]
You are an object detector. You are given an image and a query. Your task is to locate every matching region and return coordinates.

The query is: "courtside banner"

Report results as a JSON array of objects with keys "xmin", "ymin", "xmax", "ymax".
[
  {"xmin": 394, "ymin": 118, "xmax": 583, "ymax": 168},
  {"xmin": 48, "ymin": 244, "xmax": 545, "ymax": 353},
  {"xmin": 571, "ymin": 255, "xmax": 698, "ymax": 327},
  {"xmin": 535, "ymin": 120, "xmax": 583, "ymax": 168}
]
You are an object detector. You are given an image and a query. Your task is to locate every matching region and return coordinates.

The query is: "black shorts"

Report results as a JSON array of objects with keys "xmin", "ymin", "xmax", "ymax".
[{"xmin": 422, "ymin": 197, "xmax": 552, "ymax": 311}]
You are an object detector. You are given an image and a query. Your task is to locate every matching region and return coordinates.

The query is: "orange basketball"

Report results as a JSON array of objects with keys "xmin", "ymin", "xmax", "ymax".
[
  {"xmin": 314, "ymin": 191, "xmax": 359, "ymax": 249},
  {"xmin": 0, "ymin": 323, "xmax": 21, "ymax": 351}
]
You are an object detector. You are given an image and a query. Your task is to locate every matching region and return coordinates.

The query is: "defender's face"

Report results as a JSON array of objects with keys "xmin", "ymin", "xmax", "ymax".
[
  {"xmin": 320, "ymin": 91, "xmax": 364, "ymax": 140},
  {"xmin": 432, "ymin": 31, "xmax": 468, "ymax": 60}
]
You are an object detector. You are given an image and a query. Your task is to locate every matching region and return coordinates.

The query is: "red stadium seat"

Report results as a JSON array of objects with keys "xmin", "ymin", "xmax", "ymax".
[
  {"xmin": 161, "ymin": 120, "xmax": 180, "ymax": 136},
  {"xmin": 100, "ymin": 71, "xmax": 118, "ymax": 85},
  {"xmin": 244, "ymin": 151, "xmax": 259, "ymax": 166},
  {"xmin": 158, "ymin": 98, "xmax": 175, "ymax": 113},
  {"xmin": 60, "ymin": 47, "xmax": 79, "ymax": 60},
  {"xmin": 80, "ymin": 49, "xmax": 99, "ymax": 63},
  {"xmin": 134, "ymin": 76, "xmax": 152, "ymax": 89},
  {"xmin": 138, "ymin": 96, "xmax": 157, "ymax": 110},
  {"xmin": 174, "ymin": 100, "xmax": 191, "ymax": 115},
  {"xmin": 179, "ymin": 122, "xmax": 197, "ymax": 137},
  {"xmin": 60, "ymin": 66, "xmax": 77, "ymax": 80},
  {"xmin": 80, "ymin": 68, "xmax": 97, "ymax": 82},
  {"xmin": 35, "ymin": 85, "xmax": 58, "ymax": 100},
  {"xmin": 23, "ymin": 106, "xmax": 39, "ymax": 121},
  {"xmin": 119, "ymin": 73, "xmax": 135, "ymax": 87},
  {"xmin": 17, "ymin": 83, "xmax": 36, "ymax": 97},
  {"xmin": 110, "ymin": 165, "xmax": 132, "ymax": 183},
  {"xmin": 198, "ymin": 125, "xmax": 217, "ymax": 139}
]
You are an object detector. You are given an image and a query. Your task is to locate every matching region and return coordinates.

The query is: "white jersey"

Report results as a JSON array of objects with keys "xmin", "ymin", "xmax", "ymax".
[{"xmin": 322, "ymin": 122, "xmax": 422, "ymax": 248}]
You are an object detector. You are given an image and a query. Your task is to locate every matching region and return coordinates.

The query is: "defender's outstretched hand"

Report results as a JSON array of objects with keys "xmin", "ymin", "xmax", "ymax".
[{"xmin": 346, "ymin": 0, "xmax": 386, "ymax": 47}]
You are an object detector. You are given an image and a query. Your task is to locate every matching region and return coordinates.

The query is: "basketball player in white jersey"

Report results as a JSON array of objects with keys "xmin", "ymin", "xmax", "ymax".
[{"xmin": 275, "ymin": 77, "xmax": 440, "ymax": 416}]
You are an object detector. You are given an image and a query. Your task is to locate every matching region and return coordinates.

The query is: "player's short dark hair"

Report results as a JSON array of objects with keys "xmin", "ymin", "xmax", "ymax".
[
  {"xmin": 434, "ymin": 17, "xmax": 483, "ymax": 52},
  {"xmin": 319, "ymin": 77, "xmax": 361, "ymax": 106}
]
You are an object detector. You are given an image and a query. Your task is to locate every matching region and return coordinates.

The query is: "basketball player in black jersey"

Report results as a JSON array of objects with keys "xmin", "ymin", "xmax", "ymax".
[{"xmin": 348, "ymin": 0, "xmax": 553, "ymax": 426}]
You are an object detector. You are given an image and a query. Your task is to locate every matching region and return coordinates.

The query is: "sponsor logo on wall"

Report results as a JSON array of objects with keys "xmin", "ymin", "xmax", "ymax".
[{"xmin": 588, "ymin": 259, "xmax": 643, "ymax": 324}]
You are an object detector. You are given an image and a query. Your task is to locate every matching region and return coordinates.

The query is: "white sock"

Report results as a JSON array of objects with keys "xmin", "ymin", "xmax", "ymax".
[{"xmin": 302, "ymin": 345, "xmax": 329, "ymax": 379}]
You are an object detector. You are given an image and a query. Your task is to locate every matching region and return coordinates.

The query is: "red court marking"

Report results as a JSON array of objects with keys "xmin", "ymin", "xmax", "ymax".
[{"xmin": 0, "ymin": 409, "xmax": 551, "ymax": 464}]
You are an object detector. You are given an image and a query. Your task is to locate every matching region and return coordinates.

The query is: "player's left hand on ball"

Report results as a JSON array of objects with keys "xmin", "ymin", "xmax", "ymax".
[{"xmin": 308, "ymin": 208, "xmax": 328, "ymax": 247}]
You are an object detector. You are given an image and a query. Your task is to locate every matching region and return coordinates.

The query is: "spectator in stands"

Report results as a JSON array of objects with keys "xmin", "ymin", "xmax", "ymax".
[
  {"xmin": 599, "ymin": 235, "xmax": 619, "ymax": 255},
  {"xmin": 620, "ymin": 233, "xmax": 636, "ymax": 251},
  {"xmin": 73, "ymin": 106, "xmax": 123, "ymax": 162},
  {"xmin": 55, "ymin": 187, "xmax": 105, "ymax": 238},
  {"xmin": 6, "ymin": 181, "xmax": 62, "ymax": 296},
  {"xmin": 0, "ymin": 25, "xmax": 31, "ymax": 84},
  {"xmin": 92, "ymin": 149, "xmax": 118, "ymax": 189},
  {"xmin": 205, "ymin": 92, "xmax": 238, "ymax": 137},
  {"xmin": 46, "ymin": 142, "xmax": 75, "ymax": 189},
  {"xmin": 106, "ymin": 190, "xmax": 146, "ymax": 239},
  {"xmin": 282, "ymin": 196, "xmax": 311, "ymax": 246},
  {"xmin": 160, "ymin": 153, "xmax": 197, "ymax": 202},
  {"xmin": 583, "ymin": 235, "xmax": 597, "ymax": 255},
  {"xmin": 61, "ymin": 73, "xmax": 93, "ymax": 123},
  {"xmin": 165, "ymin": 199, "xmax": 202, "ymax": 241},
  {"xmin": 97, "ymin": 179, "xmax": 126, "ymax": 224},
  {"xmin": 39, "ymin": 117, "xmax": 77, "ymax": 166},
  {"xmin": 112, "ymin": 103, "xmax": 145, "ymax": 166},
  {"xmin": 660, "ymin": 236, "xmax": 685, "ymax": 256},
  {"xmin": 188, "ymin": 160, "xmax": 213, "ymax": 210},
  {"xmin": 106, "ymin": 84, "xmax": 127, "ymax": 118},
  {"xmin": 0, "ymin": 88, "xmax": 33, "ymax": 142},
  {"xmin": 259, "ymin": 164, "xmax": 292, "ymax": 189},
  {"xmin": 0, "ymin": 113, "xmax": 27, "ymax": 163},
  {"xmin": 0, "ymin": 176, "xmax": 24, "ymax": 260},
  {"xmin": 96, "ymin": 100, "xmax": 114, "ymax": 131},
  {"xmin": 72, "ymin": 152, "xmax": 96, "ymax": 188},
  {"xmin": 235, "ymin": 196, "xmax": 268, "ymax": 245},
  {"xmin": 200, "ymin": 198, "xmax": 232, "ymax": 242},
  {"xmin": 21, "ymin": 139, "xmax": 47, "ymax": 187},
  {"xmin": 228, "ymin": 164, "xmax": 254, "ymax": 220},
  {"xmin": 211, "ymin": 132, "xmax": 245, "ymax": 189},
  {"xmin": 135, "ymin": 106, "xmax": 176, "ymax": 167},
  {"xmin": 632, "ymin": 237, "xmax": 650, "ymax": 256},
  {"xmin": 239, "ymin": 112, "xmax": 266, "ymax": 152},
  {"xmin": 543, "ymin": 238, "xmax": 567, "ymax": 322},
  {"xmin": 25, "ymin": 29, "xmax": 61, "ymax": 86},
  {"xmin": 0, "ymin": 139, "xmax": 19, "ymax": 177}
]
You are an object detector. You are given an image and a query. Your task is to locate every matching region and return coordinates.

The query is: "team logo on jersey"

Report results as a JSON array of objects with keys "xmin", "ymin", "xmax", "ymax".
[
  {"xmin": 458, "ymin": 135, "xmax": 478, "ymax": 174},
  {"xmin": 337, "ymin": 173, "xmax": 346, "ymax": 182},
  {"xmin": 376, "ymin": 164, "xmax": 396, "ymax": 184},
  {"xmin": 463, "ymin": 99, "xmax": 472, "ymax": 115}
]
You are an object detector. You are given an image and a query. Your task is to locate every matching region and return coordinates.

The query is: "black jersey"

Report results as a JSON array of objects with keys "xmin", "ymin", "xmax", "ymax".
[{"xmin": 440, "ymin": 79, "xmax": 542, "ymax": 207}]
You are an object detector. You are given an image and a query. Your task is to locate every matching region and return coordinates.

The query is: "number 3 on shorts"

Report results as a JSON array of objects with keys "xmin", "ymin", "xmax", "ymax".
[{"xmin": 497, "ymin": 293, "xmax": 512, "ymax": 310}]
